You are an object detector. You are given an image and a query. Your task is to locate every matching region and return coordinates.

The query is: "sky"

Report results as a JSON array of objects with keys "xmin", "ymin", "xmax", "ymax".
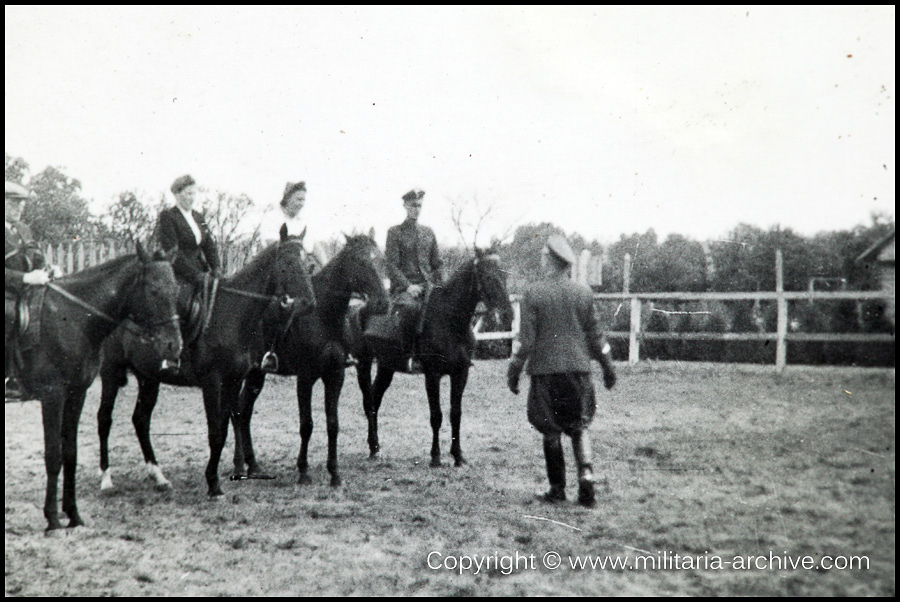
[{"xmin": 5, "ymin": 6, "xmax": 895, "ymax": 248}]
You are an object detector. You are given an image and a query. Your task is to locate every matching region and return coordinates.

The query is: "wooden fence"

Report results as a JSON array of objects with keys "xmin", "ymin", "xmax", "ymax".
[{"xmin": 474, "ymin": 250, "xmax": 895, "ymax": 371}]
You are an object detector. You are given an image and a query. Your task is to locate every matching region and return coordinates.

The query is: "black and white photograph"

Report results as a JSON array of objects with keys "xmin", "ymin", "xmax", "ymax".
[{"xmin": 5, "ymin": 6, "xmax": 894, "ymax": 596}]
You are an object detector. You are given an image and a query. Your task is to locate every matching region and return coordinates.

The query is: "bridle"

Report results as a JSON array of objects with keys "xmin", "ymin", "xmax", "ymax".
[{"xmin": 42, "ymin": 263, "xmax": 180, "ymax": 343}]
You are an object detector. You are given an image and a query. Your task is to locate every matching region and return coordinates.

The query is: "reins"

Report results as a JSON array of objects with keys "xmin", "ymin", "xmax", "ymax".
[{"xmin": 40, "ymin": 271, "xmax": 179, "ymax": 339}]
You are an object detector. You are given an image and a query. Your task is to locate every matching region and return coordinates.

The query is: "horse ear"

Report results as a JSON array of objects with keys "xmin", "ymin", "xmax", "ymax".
[
  {"xmin": 344, "ymin": 232, "xmax": 351, "ymax": 242},
  {"xmin": 368, "ymin": 227, "xmax": 376, "ymax": 242},
  {"xmin": 280, "ymin": 223, "xmax": 289, "ymax": 242},
  {"xmin": 298, "ymin": 226, "xmax": 307, "ymax": 242},
  {"xmin": 136, "ymin": 241, "xmax": 149, "ymax": 262}
]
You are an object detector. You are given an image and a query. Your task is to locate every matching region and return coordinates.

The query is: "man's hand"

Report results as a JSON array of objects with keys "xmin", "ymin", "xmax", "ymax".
[
  {"xmin": 48, "ymin": 264, "xmax": 64, "ymax": 278},
  {"xmin": 602, "ymin": 366, "xmax": 616, "ymax": 390},
  {"xmin": 23, "ymin": 269, "xmax": 50, "ymax": 286},
  {"xmin": 407, "ymin": 284, "xmax": 423, "ymax": 298},
  {"xmin": 506, "ymin": 362, "xmax": 520, "ymax": 395}
]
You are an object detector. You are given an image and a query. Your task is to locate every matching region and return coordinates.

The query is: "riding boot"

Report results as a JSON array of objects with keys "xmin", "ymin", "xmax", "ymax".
[
  {"xmin": 539, "ymin": 435, "xmax": 566, "ymax": 502},
  {"xmin": 572, "ymin": 431, "xmax": 596, "ymax": 507}
]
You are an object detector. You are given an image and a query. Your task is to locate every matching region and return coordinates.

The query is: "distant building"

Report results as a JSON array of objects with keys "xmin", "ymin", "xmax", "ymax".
[{"xmin": 856, "ymin": 231, "xmax": 895, "ymax": 327}]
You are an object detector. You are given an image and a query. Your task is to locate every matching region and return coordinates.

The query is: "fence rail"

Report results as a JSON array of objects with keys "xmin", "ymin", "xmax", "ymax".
[{"xmin": 474, "ymin": 252, "xmax": 894, "ymax": 371}]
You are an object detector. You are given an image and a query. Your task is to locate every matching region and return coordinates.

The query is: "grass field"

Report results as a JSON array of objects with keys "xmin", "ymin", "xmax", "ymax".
[{"xmin": 5, "ymin": 361, "xmax": 895, "ymax": 595}]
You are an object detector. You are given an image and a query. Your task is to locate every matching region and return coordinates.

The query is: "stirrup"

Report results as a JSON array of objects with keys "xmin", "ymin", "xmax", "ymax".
[
  {"xmin": 406, "ymin": 357, "xmax": 423, "ymax": 374},
  {"xmin": 261, "ymin": 351, "xmax": 279, "ymax": 373}
]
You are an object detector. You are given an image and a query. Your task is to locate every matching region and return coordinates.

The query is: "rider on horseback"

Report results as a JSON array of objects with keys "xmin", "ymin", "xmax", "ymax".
[
  {"xmin": 260, "ymin": 180, "xmax": 307, "ymax": 373},
  {"xmin": 385, "ymin": 188, "xmax": 444, "ymax": 374},
  {"xmin": 5, "ymin": 181, "xmax": 50, "ymax": 398}
]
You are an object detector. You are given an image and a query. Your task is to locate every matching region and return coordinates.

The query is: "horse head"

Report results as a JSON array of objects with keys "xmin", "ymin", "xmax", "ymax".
[
  {"xmin": 338, "ymin": 232, "xmax": 389, "ymax": 315},
  {"xmin": 124, "ymin": 241, "xmax": 183, "ymax": 362},
  {"xmin": 271, "ymin": 224, "xmax": 317, "ymax": 316},
  {"xmin": 473, "ymin": 245, "xmax": 513, "ymax": 324}
]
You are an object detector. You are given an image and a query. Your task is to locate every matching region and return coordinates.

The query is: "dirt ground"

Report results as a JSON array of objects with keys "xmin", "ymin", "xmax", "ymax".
[{"xmin": 5, "ymin": 361, "xmax": 895, "ymax": 596}]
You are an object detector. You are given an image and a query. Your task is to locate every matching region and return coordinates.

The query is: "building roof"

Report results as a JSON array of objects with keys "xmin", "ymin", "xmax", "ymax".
[{"xmin": 856, "ymin": 230, "xmax": 895, "ymax": 264}]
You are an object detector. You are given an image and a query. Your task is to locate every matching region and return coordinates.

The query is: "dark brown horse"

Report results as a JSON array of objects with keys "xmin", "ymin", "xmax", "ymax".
[
  {"xmin": 11, "ymin": 245, "xmax": 183, "ymax": 530},
  {"xmin": 234, "ymin": 233, "xmax": 389, "ymax": 486},
  {"xmin": 96, "ymin": 227, "xmax": 316, "ymax": 496},
  {"xmin": 348, "ymin": 248, "xmax": 512, "ymax": 467}
]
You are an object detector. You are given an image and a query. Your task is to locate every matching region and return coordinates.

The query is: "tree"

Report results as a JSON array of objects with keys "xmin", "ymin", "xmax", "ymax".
[
  {"xmin": 5, "ymin": 153, "xmax": 29, "ymax": 183},
  {"xmin": 23, "ymin": 165, "xmax": 99, "ymax": 242},
  {"xmin": 106, "ymin": 190, "xmax": 165, "ymax": 247},
  {"xmin": 199, "ymin": 189, "xmax": 263, "ymax": 274}
]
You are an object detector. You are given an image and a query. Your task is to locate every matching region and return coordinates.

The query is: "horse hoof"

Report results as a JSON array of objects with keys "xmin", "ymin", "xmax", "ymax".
[
  {"xmin": 154, "ymin": 481, "xmax": 172, "ymax": 492},
  {"xmin": 430, "ymin": 458, "xmax": 443, "ymax": 468},
  {"xmin": 208, "ymin": 486, "xmax": 225, "ymax": 498},
  {"xmin": 45, "ymin": 526, "xmax": 66, "ymax": 537},
  {"xmin": 330, "ymin": 475, "xmax": 342, "ymax": 488},
  {"xmin": 454, "ymin": 457, "xmax": 468, "ymax": 467},
  {"xmin": 297, "ymin": 474, "xmax": 312, "ymax": 486}
]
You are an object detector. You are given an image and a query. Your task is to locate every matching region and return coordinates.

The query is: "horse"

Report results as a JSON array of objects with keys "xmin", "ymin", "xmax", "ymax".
[
  {"xmin": 348, "ymin": 247, "xmax": 513, "ymax": 467},
  {"xmin": 10, "ymin": 245, "xmax": 183, "ymax": 531},
  {"xmin": 96, "ymin": 226, "xmax": 316, "ymax": 497},
  {"xmin": 234, "ymin": 233, "xmax": 390, "ymax": 487}
]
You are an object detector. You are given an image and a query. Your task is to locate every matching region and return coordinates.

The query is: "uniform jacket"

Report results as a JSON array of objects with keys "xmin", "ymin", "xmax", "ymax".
[
  {"xmin": 5, "ymin": 220, "xmax": 45, "ymax": 293},
  {"xmin": 157, "ymin": 206, "xmax": 220, "ymax": 278},
  {"xmin": 385, "ymin": 219, "xmax": 443, "ymax": 294},
  {"xmin": 510, "ymin": 274, "xmax": 609, "ymax": 376}
]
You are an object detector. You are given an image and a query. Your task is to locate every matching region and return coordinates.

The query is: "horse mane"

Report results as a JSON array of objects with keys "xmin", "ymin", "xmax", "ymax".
[
  {"xmin": 225, "ymin": 239, "xmax": 293, "ymax": 289},
  {"xmin": 54, "ymin": 254, "xmax": 140, "ymax": 287}
]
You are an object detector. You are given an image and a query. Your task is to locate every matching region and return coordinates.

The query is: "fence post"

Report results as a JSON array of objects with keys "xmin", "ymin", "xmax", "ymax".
[
  {"xmin": 629, "ymin": 296, "xmax": 641, "ymax": 366},
  {"xmin": 623, "ymin": 253, "xmax": 631, "ymax": 294},
  {"xmin": 776, "ymin": 249, "xmax": 787, "ymax": 372}
]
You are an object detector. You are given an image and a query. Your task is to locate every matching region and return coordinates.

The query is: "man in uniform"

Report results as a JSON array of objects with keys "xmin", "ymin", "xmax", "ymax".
[
  {"xmin": 5, "ymin": 181, "xmax": 50, "ymax": 398},
  {"xmin": 157, "ymin": 174, "xmax": 220, "ymax": 282},
  {"xmin": 384, "ymin": 188, "xmax": 443, "ymax": 373},
  {"xmin": 507, "ymin": 234, "xmax": 616, "ymax": 507}
]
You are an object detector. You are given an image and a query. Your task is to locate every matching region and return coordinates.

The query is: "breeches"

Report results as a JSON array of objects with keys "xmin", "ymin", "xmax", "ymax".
[{"xmin": 527, "ymin": 372, "xmax": 596, "ymax": 436}]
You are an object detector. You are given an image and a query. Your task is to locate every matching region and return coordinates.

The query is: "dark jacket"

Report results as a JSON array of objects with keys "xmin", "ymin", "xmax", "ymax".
[
  {"xmin": 509, "ymin": 274, "xmax": 609, "ymax": 376},
  {"xmin": 5, "ymin": 221, "xmax": 45, "ymax": 293},
  {"xmin": 385, "ymin": 219, "xmax": 443, "ymax": 294},
  {"xmin": 157, "ymin": 206, "xmax": 220, "ymax": 279}
]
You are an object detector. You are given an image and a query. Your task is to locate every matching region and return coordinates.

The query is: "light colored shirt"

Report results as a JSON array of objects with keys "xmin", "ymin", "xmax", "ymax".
[{"xmin": 177, "ymin": 206, "xmax": 203, "ymax": 245}]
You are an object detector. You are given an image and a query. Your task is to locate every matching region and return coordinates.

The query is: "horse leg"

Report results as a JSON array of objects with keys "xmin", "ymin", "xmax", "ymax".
[
  {"xmin": 322, "ymin": 366, "xmax": 345, "ymax": 487},
  {"xmin": 449, "ymin": 369, "xmax": 469, "ymax": 467},
  {"xmin": 356, "ymin": 357, "xmax": 377, "ymax": 457},
  {"xmin": 132, "ymin": 377, "xmax": 169, "ymax": 490},
  {"xmin": 425, "ymin": 372, "xmax": 443, "ymax": 467},
  {"xmin": 98, "ymin": 364, "xmax": 127, "ymax": 491},
  {"xmin": 235, "ymin": 368, "xmax": 266, "ymax": 476},
  {"xmin": 296, "ymin": 375, "xmax": 315, "ymax": 485},
  {"xmin": 41, "ymin": 394, "xmax": 66, "ymax": 531},
  {"xmin": 61, "ymin": 386, "xmax": 89, "ymax": 528},
  {"xmin": 369, "ymin": 365, "xmax": 395, "ymax": 458},
  {"xmin": 201, "ymin": 374, "xmax": 229, "ymax": 497}
]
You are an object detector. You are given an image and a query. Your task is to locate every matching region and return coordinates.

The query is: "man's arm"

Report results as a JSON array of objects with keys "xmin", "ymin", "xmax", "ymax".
[
  {"xmin": 582, "ymin": 292, "xmax": 616, "ymax": 389},
  {"xmin": 507, "ymin": 288, "xmax": 535, "ymax": 394},
  {"xmin": 427, "ymin": 229, "xmax": 444, "ymax": 284}
]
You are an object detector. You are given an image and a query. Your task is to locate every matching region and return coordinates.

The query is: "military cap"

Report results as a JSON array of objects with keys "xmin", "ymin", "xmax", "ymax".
[
  {"xmin": 5, "ymin": 181, "xmax": 31, "ymax": 199},
  {"xmin": 281, "ymin": 181, "xmax": 307, "ymax": 206},
  {"xmin": 402, "ymin": 189, "xmax": 426, "ymax": 203},
  {"xmin": 170, "ymin": 174, "xmax": 196, "ymax": 195},
  {"xmin": 546, "ymin": 234, "xmax": 576, "ymax": 266}
]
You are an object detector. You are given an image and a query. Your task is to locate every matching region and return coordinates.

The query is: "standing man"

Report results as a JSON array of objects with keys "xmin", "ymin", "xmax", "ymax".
[
  {"xmin": 507, "ymin": 235, "xmax": 616, "ymax": 507},
  {"xmin": 384, "ymin": 188, "xmax": 443, "ymax": 373},
  {"xmin": 157, "ymin": 174, "xmax": 220, "ymax": 282},
  {"xmin": 5, "ymin": 181, "xmax": 50, "ymax": 398}
]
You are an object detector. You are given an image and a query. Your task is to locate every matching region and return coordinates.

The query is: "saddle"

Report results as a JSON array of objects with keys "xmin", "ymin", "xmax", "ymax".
[
  {"xmin": 363, "ymin": 290, "xmax": 430, "ymax": 372},
  {"xmin": 5, "ymin": 286, "xmax": 46, "ymax": 397},
  {"xmin": 181, "ymin": 274, "xmax": 218, "ymax": 347}
]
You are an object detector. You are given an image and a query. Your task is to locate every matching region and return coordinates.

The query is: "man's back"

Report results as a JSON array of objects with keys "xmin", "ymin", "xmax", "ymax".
[{"xmin": 516, "ymin": 276, "xmax": 607, "ymax": 375}]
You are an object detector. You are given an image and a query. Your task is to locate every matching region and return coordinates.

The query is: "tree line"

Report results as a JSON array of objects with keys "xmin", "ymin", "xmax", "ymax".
[{"xmin": 7, "ymin": 152, "xmax": 894, "ymax": 296}]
